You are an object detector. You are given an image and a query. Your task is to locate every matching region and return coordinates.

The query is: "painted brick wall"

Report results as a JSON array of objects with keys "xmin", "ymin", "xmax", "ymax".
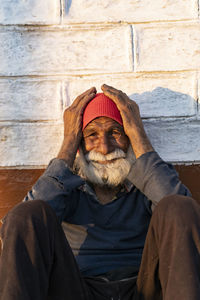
[{"xmin": 0, "ymin": 0, "xmax": 200, "ymax": 168}]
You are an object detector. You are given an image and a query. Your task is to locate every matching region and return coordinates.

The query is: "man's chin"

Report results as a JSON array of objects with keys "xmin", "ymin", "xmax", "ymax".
[{"xmin": 80, "ymin": 161, "xmax": 129, "ymax": 187}]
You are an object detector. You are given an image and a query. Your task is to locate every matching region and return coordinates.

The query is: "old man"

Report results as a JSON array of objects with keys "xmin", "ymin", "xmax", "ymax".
[{"xmin": 0, "ymin": 84, "xmax": 199, "ymax": 300}]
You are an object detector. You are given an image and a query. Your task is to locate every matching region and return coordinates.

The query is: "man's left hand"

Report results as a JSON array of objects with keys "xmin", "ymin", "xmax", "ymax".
[{"xmin": 101, "ymin": 84, "xmax": 153, "ymax": 158}]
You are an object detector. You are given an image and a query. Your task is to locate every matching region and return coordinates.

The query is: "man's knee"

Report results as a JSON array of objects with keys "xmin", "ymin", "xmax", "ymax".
[
  {"xmin": 1, "ymin": 200, "xmax": 56, "ymax": 230},
  {"xmin": 154, "ymin": 194, "xmax": 200, "ymax": 223}
]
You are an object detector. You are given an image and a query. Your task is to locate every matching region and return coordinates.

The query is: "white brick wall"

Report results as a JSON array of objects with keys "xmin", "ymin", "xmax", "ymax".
[
  {"xmin": 0, "ymin": 0, "xmax": 60, "ymax": 24},
  {"xmin": 0, "ymin": 26, "xmax": 132, "ymax": 76},
  {"xmin": 134, "ymin": 22, "xmax": 200, "ymax": 72},
  {"xmin": 0, "ymin": 123, "xmax": 63, "ymax": 166},
  {"xmin": 0, "ymin": 0, "xmax": 200, "ymax": 166},
  {"xmin": 144, "ymin": 119, "xmax": 200, "ymax": 163},
  {"xmin": 0, "ymin": 80, "xmax": 62, "ymax": 121},
  {"xmin": 66, "ymin": 73, "xmax": 197, "ymax": 118},
  {"xmin": 63, "ymin": 0, "xmax": 198, "ymax": 23}
]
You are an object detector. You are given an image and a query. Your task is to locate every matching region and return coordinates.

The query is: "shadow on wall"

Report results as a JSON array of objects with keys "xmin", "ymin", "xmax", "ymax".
[
  {"xmin": 126, "ymin": 86, "xmax": 199, "ymax": 164},
  {"xmin": 65, "ymin": 0, "xmax": 72, "ymax": 14},
  {"xmin": 129, "ymin": 87, "xmax": 196, "ymax": 119}
]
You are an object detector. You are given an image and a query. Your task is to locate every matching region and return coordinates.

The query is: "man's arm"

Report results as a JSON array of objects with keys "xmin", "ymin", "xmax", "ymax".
[
  {"xmin": 101, "ymin": 84, "xmax": 154, "ymax": 159},
  {"xmin": 101, "ymin": 84, "xmax": 191, "ymax": 206},
  {"xmin": 128, "ymin": 151, "xmax": 191, "ymax": 208},
  {"xmin": 24, "ymin": 87, "xmax": 97, "ymax": 221},
  {"xmin": 57, "ymin": 87, "xmax": 96, "ymax": 167}
]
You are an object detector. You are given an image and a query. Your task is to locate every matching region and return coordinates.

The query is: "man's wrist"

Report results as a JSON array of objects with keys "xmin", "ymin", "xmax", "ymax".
[
  {"xmin": 133, "ymin": 144, "xmax": 154, "ymax": 159},
  {"xmin": 129, "ymin": 130, "xmax": 154, "ymax": 159},
  {"xmin": 57, "ymin": 139, "xmax": 78, "ymax": 168}
]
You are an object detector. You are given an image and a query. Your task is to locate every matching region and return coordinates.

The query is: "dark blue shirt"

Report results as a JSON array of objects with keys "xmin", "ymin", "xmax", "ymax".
[{"xmin": 24, "ymin": 151, "xmax": 190, "ymax": 276}]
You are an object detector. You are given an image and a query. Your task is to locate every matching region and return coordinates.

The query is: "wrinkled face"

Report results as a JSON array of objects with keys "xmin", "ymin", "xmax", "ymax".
[
  {"xmin": 74, "ymin": 117, "xmax": 135, "ymax": 187},
  {"xmin": 82, "ymin": 117, "xmax": 129, "ymax": 157}
]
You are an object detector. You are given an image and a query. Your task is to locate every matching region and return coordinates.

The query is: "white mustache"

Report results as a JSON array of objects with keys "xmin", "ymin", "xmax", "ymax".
[
  {"xmin": 85, "ymin": 149, "xmax": 126, "ymax": 163},
  {"xmin": 74, "ymin": 145, "xmax": 135, "ymax": 187}
]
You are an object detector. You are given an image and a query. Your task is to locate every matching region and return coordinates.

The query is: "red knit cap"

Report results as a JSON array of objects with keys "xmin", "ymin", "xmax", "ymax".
[{"xmin": 82, "ymin": 93, "xmax": 123, "ymax": 130}]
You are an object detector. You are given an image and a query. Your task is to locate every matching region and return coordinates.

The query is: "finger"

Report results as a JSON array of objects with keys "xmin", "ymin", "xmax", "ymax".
[
  {"xmin": 79, "ymin": 86, "xmax": 96, "ymax": 99},
  {"xmin": 63, "ymin": 91, "xmax": 96, "ymax": 118},
  {"xmin": 101, "ymin": 84, "xmax": 129, "ymax": 99},
  {"xmin": 101, "ymin": 84, "xmax": 129, "ymax": 107},
  {"xmin": 73, "ymin": 87, "xmax": 96, "ymax": 106},
  {"xmin": 70, "ymin": 87, "xmax": 96, "ymax": 109},
  {"xmin": 101, "ymin": 84, "xmax": 120, "ymax": 96},
  {"xmin": 79, "ymin": 92, "xmax": 96, "ymax": 113}
]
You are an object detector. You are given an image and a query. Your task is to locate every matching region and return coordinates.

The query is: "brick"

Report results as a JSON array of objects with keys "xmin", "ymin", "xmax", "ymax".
[
  {"xmin": 0, "ymin": 0, "xmax": 60, "ymax": 24},
  {"xmin": 0, "ymin": 80, "xmax": 63, "ymax": 121},
  {"xmin": 65, "ymin": 72, "xmax": 197, "ymax": 118},
  {"xmin": 134, "ymin": 22, "xmax": 200, "ymax": 72},
  {"xmin": 63, "ymin": 0, "xmax": 197, "ymax": 23},
  {"xmin": 144, "ymin": 119, "xmax": 200, "ymax": 163},
  {"xmin": 0, "ymin": 26, "xmax": 132, "ymax": 76},
  {"xmin": 0, "ymin": 123, "xmax": 63, "ymax": 166}
]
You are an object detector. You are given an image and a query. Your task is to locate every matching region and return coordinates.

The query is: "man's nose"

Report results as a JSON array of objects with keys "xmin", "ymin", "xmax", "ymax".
[{"xmin": 97, "ymin": 135, "xmax": 114, "ymax": 155}]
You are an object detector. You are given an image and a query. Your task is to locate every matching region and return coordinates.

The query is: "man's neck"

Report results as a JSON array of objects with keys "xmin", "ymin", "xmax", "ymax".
[{"xmin": 93, "ymin": 184, "xmax": 121, "ymax": 205}]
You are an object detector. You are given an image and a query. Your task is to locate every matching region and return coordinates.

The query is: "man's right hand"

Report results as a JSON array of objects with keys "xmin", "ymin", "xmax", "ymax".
[
  {"xmin": 101, "ymin": 84, "xmax": 154, "ymax": 159},
  {"xmin": 57, "ymin": 87, "xmax": 96, "ymax": 167}
]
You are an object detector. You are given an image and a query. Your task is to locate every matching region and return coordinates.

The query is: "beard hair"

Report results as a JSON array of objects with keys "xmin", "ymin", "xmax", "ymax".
[{"xmin": 73, "ymin": 145, "xmax": 135, "ymax": 187}]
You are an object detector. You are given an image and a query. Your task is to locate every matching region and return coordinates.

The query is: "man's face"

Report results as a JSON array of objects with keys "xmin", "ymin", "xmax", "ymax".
[
  {"xmin": 74, "ymin": 117, "xmax": 135, "ymax": 187},
  {"xmin": 82, "ymin": 116, "xmax": 129, "ymax": 157}
]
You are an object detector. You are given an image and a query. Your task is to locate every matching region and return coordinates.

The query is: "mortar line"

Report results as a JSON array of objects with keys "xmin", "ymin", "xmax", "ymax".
[
  {"xmin": 0, "ymin": 70, "xmax": 196, "ymax": 80},
  {"xmin": 129, "ymin": 25, "xmax": 134, "ymax": 72},
  {"xmin": 60, "ymin": 0, "xmax": 63, "ymax": 24},
  {"xmin": 132, "ymin": 25, "xmax": 138, "ymax": 72},
  {"xmin": 60, "ymin": 0, "xmax": 65, "ymax": 25},
  {"xmin": 0, "ymin": 19, "xmax": 197, "ymax": 28},
  {"xmin": 61, "ymin": 81, "xmax": 64, "ymax": 110},
  {"xmin": 197, "ymin": 72, "xmax": 199, "ymax": 115}
]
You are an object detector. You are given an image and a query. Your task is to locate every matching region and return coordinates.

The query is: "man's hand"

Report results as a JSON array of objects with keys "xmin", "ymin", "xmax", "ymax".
[
  {"xmin": 101, "ymin": 84, "xmax": 153, "ymax": 159},
  {"xmin": 57, "ymin": 87, "xmax": 96, "ymax": 167}
]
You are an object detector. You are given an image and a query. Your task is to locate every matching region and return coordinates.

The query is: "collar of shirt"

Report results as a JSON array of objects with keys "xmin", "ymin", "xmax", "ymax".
[{"xmin": 78, "ymin": 179, "xmax": 134, "ymax": 203}]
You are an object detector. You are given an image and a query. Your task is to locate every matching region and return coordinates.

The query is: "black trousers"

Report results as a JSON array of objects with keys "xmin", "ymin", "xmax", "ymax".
[{"xmin": 0, "ymin": 195, "xmax": 200, "ymax": 300}]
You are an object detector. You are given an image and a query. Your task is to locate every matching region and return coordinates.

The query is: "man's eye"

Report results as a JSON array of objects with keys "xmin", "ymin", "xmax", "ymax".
[
  {"xmin": 112, "ymin": 130, "xmax": 121, "ymax": 135},
  {"xmin": 111, "ymin": 130, "xmax": 121, "ymax": 136},
  {"xmin": 88, "ymin": 132, "xmax": 97, "ymax": 137}
]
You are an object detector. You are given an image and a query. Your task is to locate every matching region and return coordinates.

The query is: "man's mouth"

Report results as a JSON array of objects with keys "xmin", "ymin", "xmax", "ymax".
[{"xmin": 94, "ymin": 158, "xmax": 118, "ymax": 165}]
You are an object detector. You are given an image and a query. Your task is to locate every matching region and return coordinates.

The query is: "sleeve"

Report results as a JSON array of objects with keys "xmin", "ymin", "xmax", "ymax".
[
  {"xmin": 127, "ymin": 151, "xmax": 191, "ymax": 207},
  {"xmin": 23, "ymin": 158, "xmax": 85, "ymax": 222}
]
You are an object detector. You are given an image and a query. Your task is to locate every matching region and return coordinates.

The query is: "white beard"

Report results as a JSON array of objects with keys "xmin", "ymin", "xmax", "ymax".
[{"xmin": 74, "ymin": 145, "xmax": 135, "ymax": 187}]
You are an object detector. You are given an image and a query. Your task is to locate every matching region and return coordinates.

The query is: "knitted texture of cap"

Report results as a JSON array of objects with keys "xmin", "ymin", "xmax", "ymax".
[{"xmin": 82, "ymin": 93, "xmax": 123, "ymax": 130}]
